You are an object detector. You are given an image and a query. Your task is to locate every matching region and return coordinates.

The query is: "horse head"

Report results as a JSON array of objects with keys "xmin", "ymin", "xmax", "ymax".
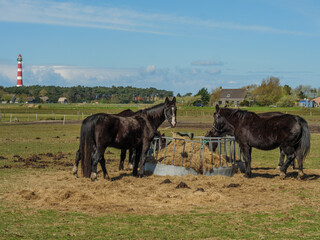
[
  {"xmin": 164, "ymin": 97, "xmax": 177, "ymax": 128},
  {"xmin": 213, "ymin": 105, "xmax": 234, "ymax": 136}
]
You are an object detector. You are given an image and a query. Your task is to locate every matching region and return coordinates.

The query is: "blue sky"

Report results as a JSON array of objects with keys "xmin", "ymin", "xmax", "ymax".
[{"xmin": 0, "ymin": 0, "xmax": 319, "ymax": 95}]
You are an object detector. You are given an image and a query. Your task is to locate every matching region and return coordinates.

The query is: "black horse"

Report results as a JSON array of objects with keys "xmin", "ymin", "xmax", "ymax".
[
  {"xmin": 211, "ymin": 105, "xmax": 310, "ymax": 179},
  {"xmin": 73, "ymin": 109, "xmax": 136, "ymax": 174},
  {"xmin": 205, "ymin": 111, "xmax": 295, "ymax": 169},
  {"xmin": 117, "ymin": 111, "xmax": 165, "ymax": 171},
  {"xmin": 73, "ymin": 97, "xmax": 177, "ymax": 180}
]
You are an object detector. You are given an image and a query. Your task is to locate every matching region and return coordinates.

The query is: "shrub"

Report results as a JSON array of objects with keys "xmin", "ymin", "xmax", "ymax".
[{"xmin": 276, "ymin": 95, "xmax": 296, "ymax": 107}]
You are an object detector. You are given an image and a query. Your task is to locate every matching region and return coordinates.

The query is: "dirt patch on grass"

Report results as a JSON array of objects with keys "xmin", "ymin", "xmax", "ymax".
[
  {"xmin": 10, "ymin": 153, "xmax": 73, "ymax": 169},
  {"xmin": 1, "ymin": 164, "xmax": 320, "ymax": 215}
]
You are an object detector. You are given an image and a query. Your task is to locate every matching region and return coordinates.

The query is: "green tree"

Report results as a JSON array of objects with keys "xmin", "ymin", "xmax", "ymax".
[
  {"xmin": 195, "ymin": 87, "xmax": 210, "ymax": 106},
  {"xmin": 283, "ymin": 85, "xmax": 291, "ymax": 95},
  {"xmin": 210, "ymin": 88, "xmax": 221, "ymax": 106},
  {"xmin": 252, "ymin": 77, "xmax": 282, "ymax": 106},
  {"xmin": 183, "ymin": 92, "xmax": 192, "ymax": 97},
  {"xmin": 277, "ymin": 95, "xmax": 296, "ymax": 107}
]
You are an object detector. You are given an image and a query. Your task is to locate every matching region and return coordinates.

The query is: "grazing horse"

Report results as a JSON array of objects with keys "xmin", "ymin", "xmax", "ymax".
[
  {"xmin": 73, "ymin": 97, "xmax": 177, "ymax": 180},
  {"xmin": 211, "ymin": 105, "xmax": 310, "ymax": 179},
  {"xmin": 117, "ymin": 110, "xmax": 166, "ymax": 171},
  {"xmin": 205, "ymin": 111, "xmax": 295, "ymax": 168}
]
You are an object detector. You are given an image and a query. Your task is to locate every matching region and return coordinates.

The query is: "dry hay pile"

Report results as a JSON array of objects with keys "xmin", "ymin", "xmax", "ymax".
[
  {"xmin": 150, "ymin": 133, "xmax": 228, "ymax": 173},
  {"xmin": 3, "ymin": 168, "xmax": 320, "ymax": 215}
]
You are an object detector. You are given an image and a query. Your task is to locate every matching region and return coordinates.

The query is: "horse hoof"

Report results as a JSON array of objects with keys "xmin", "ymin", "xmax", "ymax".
[
  {"xmin": 90, "ymin": 172, "xmax": 97, "ymax": 181},
  {"xmin": 243, "ymin": 172, "xmax": 252, "ymax": 178},
  {"xmin": 72, "ymin": 166, "xmax": 78, "ymax": 175},
  {"xmin": 104, "ymin": 174, "xmax": 111, "ymax": 181},
  {"xmin": 298, "ymin": 171, "xmax": 305, "ymax": 180},
  {"xmin": 279, "ymin": 172, "xmax": 286, "ymax": 180},
  {"xmin": 127, "ymin": 163, "xmax": 133, "ymax": 170},
  {"xmin": 119, "ymin": 163, "xmax": 124, "ymax": 171}
]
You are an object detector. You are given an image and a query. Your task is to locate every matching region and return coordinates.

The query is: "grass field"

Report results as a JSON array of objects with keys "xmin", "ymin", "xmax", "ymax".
[
  {"xmin": 0, "ymin": 104, "xmax": 319, "ymax": 239},
  {"xmin": 1, "ymin": 103, "xmax": 320, "ymax": 124}
]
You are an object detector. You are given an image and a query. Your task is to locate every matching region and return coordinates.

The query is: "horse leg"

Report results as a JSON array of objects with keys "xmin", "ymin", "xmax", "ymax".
[
  {"xmin": 72, "ymin": 149, "xmax": 81, "ymax": 176},
  {"xmin": 119, "ymin": 149, "xmax": 126, "ymax": 171},
  {"xmin": 91, "ymin": 147, "xmax": 105, "ymax": 181},
  {"xmin": 133, "ymin": 148, "xmax": 141, "ymax": 177},
  {"xmin": 128, "ymin": 148, "xmax": 135, "ymax": 170},
  {"xmin": 138, "ymin": 142, "xmax": 151, "ymax": 178},
  {"xmin": 277, "ymin": 148, "xmax": 285, "ymax": 169},
  {"xmin": 240, "ymin": 145, "xmax": 252, "ymax": 178},
  {"xmin": 290, "ymin": 158, "xmax": 296, "ymax": 169},
  {"xmin": 279, "ymin": 149, "xmax": 295, "ymax": 179},
  {"xmin": 296, "ymin": 155, "xmax": 305, "ymax": 180},
  {"xmin": 100, "ymin": 156, "xmax": 110, "ymax": 180}
]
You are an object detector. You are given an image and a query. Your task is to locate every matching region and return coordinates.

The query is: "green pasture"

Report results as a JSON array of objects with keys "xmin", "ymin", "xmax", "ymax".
[
  {"xmin": 1, "ymin": 103, "xmax": 320, "ymax": 124},
  {"xmin": 0, "ymin": 105, "xmax": 320, "ymax": 239},
  {"xmin": 0, "ymin": 203, "xmax": 319, "ymax": 240}
]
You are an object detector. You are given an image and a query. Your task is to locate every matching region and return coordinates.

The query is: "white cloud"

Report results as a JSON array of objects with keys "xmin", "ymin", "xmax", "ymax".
[
  {"xmin": 0, "ymin": 0, "xmax": 311, "ymax": 36},
  {"xmin": 191, "ymin": 60, "xmax": 224, "ymax": 66},
  {"xmin": 145, "ymin": 65, "xmax": 156, "ymax": 73},
  {"xmin": 1, "ymin": 62, "xmax": 313, "ymax": 95},
  {"xmin": 0, "ymin": 62, "xmax": 227, "ymax": 94},
  {"xmin": 206, "ymin": 69, "xmax": 221, "ymax": 75}
]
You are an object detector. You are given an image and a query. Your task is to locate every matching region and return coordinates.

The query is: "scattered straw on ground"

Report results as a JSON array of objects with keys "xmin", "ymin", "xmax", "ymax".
[{"xmin": 1, "ymin": 166, "xmax": 320, "ymax": 215}]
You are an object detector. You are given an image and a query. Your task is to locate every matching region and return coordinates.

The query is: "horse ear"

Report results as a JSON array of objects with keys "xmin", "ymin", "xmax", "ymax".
[
  {"xmin": 165, "ymin": 97, "xmax": 169, "ymax": 104},
  {"xmin": 172, "ymin": 97, "xmax": 176, "ymax": 103},
  {"xmin": 215, "ymin": 104, "xmax": 220, "ymax": 112}
]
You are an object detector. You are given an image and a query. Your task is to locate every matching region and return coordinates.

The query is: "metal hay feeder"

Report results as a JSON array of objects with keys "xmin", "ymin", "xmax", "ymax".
[{"xmin": 144, "ymin": 135, "xmax": 239, "ymax": 177}]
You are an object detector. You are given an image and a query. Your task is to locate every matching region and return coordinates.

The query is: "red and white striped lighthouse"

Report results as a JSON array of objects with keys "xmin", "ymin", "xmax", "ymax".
[{"xmin": 17, "ymin": 54, "xmax": 23, "ymax": 87}]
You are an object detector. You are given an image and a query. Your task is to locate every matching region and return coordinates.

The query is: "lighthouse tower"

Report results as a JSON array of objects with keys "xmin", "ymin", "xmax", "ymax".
[{"xmin": 17, "ymin": 54, "xmax": 23, "ymax": 87}]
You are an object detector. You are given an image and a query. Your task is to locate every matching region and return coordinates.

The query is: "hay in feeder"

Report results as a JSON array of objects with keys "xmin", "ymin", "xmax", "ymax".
[{"xmin": 150, "ymin": 133, "xmax": 229, "ymax": 173}]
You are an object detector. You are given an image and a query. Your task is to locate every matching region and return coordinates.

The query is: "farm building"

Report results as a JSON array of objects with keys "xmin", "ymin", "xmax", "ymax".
[
  {"xmin": 298, "ymin": 99, "xmax": 316, "ymax": 108},
  {"xmin": 217, "ymin": 88, "xmax": 248, "ymax": 107},
  {"xmin": 312, "ymin": 97, "xmax": 320, "ymax": 107},
  {"xmin": 26, "ymin": 96, "xmax": 35, "ymax": 104},
  {"xmin": 57, "ymin": 97, "xmax": 68, "ymax": 104},
  {"xmin": 40, "ymin": 96, "xmax": 50, "ymax": 103}
]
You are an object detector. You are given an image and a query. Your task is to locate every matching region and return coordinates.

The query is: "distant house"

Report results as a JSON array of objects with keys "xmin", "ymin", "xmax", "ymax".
[
  {"xmin": 312, "ymin": 97, "xmax": 320, "ymax": 107},
  {"xmin": 57, "ymin": 97, "xmax": 67, "ymax": 104},
  {"xmin": 26, "ymin": 96, "xmax": 35, "ymax": 104},
  {"xmin": 217, "ymin": 88, "xmax": 248, "ymax": 106},
  {"xmin": 10, "ymin": 95, "xmax": 16, "ymax": 104},
  {"xmin": 40, "ymin": 96, "xmax": 50, "ymax": 103},
  {"xmin": 298, "ymin": 99, "xmax": 315, "ymax": 108}
]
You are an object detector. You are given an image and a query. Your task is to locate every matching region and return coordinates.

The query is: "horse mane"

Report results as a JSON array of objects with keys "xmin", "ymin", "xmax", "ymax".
[
  {"xmin": 136, "ymin": 103, "xmax": 165, "ymax": 118},
  {"xmin": 222, "ymin": 108, "xmax": 258, "ymax": 120}
]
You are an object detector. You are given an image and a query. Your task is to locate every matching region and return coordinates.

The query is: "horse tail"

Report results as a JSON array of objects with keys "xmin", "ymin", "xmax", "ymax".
[
  {"xmin": 80, "ymin": 116, "xmax": 98, "ymax": 178},
  {"xmin": 296, "ymin": 116, "xmax": 310, "ymax": 161}
]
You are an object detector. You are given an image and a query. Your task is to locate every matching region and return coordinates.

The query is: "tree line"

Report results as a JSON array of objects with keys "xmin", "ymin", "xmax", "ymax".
[
  {"xmin": 1, "ymin": 76, "xmax": 319, "ymax": 106},
  {"xmin": 207, "ymin": 77, "xmax": 319, "ymax": 107},
  {"xmin": 0, "ymin": 85, "xmax": 173, "ymax": 104}
]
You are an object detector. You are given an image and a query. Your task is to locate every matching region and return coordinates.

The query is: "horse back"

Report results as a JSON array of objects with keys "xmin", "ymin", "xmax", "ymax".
[
  {"xmin": 96, "ymin": 113, "xmax": 155, "ymax": 149},
  {"xmin": 235, "ymin": 113, "xmax": 303, "ymax": 150}
]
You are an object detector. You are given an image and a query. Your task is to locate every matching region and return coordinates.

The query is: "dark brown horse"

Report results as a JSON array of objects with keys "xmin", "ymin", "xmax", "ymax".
[
  {"xmin": 211, "ymin": 105, "xmax": 310, "ymax": 179},
  {"xmin": 73, "ymin": 97, "xmax": 177, "ymax": 180},
  {"xmin": 117, "ymin": 111, "xmax": 165, "ymax": 171},
  {"xmin": 205, "ymin": 111, "xmax": 295, "ymax": 168}
]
